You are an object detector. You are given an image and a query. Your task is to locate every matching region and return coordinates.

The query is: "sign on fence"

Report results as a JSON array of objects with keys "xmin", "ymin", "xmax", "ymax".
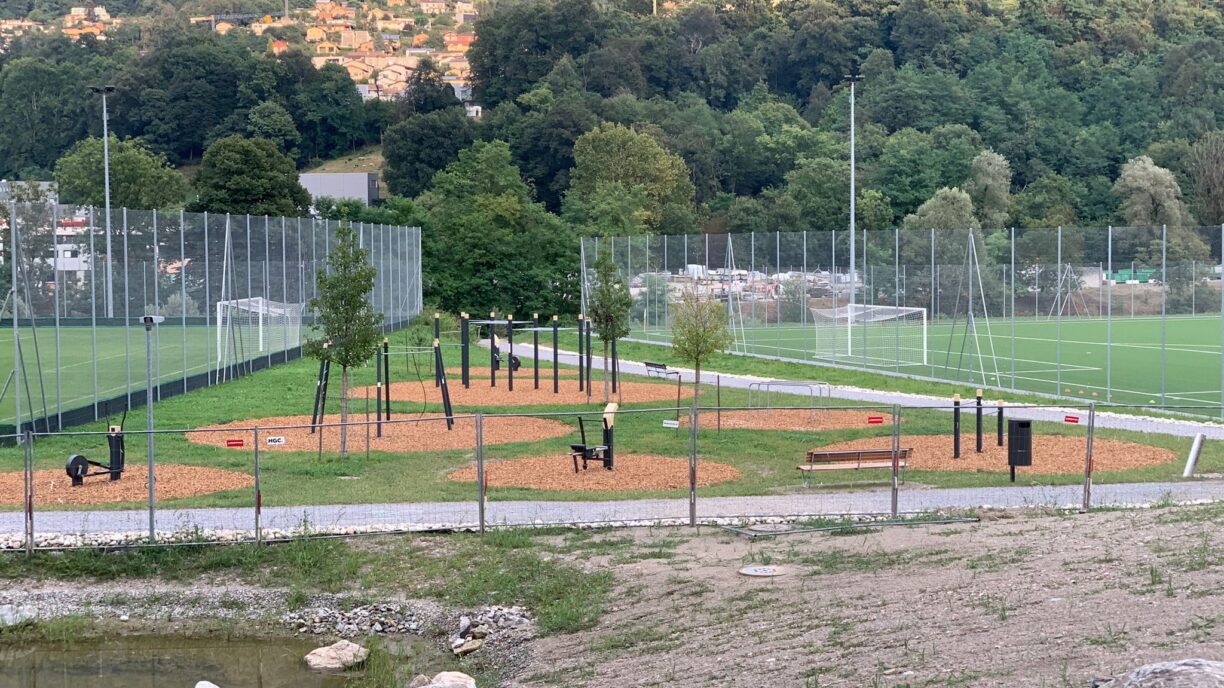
[
  {"xmin": 662, "ymin": 419, "xmax": 680, "ymax": 429},
  {"xmin": 1064, "ymin": 415, "xmax": 1080, "ymax": 424},
  {"xmin": 225, "ymin": 438, "xmax": 245, "ymax": 448},
  {"xmin": 867, "ymin": 416, "xmax": 885, "ymax": 425},
  {"xmin": 266, "ymin": 436, "xmax": 286, "ymax": 446}
]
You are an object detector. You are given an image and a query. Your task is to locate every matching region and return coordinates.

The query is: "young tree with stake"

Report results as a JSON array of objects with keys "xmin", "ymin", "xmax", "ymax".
[
  {"xmin": 670, "ymin": 290, "xmax": 732, "ymax": 408},
  {"xmin": 305, "ymin": 223, "xmax": 383, "ymax": 458},
  {"xmin": 589, "ymin": 246, "xmax": 632, "ymax": 403}
]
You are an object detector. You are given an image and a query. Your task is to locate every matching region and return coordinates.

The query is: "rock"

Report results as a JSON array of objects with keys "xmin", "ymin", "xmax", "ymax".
[
  {"xmin": 470, "ymin": 626, "xmax": 489, "ymax": 639},
  {"xmin": 119, "ymin": 614, "xmax": 129, "ymax": 622},
  {"xmin": 452, "ymin": 638, "xmax": 484, "ymax": 656},
  {"xmin": 406, "ymin": 675, "xmax": 432, "ymax": 688},
  {"xmin": 428, "ymin": 671, "xmax": 477, "ymax": 688},
  {"xmin": 458, "ymin": 615, "xmax": 472, "ymax": 637},
  {"xmin": 1097, "ymin": 659, "xmax": 1224, "ymax": 687},
  {"xmin": 304, "ymin": 640, "xmax": 369, "ymax": 671},
  {"xmin": 195, "ymin": 682, "xmax": 221, "ymax": 688}
]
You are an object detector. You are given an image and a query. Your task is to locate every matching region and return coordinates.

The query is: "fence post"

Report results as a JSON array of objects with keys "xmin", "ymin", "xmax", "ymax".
[
  {"xmin": 476, "ymin": 412, "xmax": 485, "ymax": 535},
  {"xmin": 254, "ymin": 426, "xmax": 262, "ymax": 545},
  {"xmin": 1080, "ymin": 403, "xmax": 1096, "ymax": 514},
  {"xmin": 23, "ymin": 430, "xmax": 33, "ymax": 555},
  {"xmin": 688, "ymin": 405, "xmax": 698, "ymax": 527},
  {"xmin": 891, "ymin": 406, "xmax": 901, "ymax": 517}
]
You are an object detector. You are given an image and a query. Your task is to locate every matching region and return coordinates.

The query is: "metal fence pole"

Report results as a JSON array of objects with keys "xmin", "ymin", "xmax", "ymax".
[
  {"xmin": 12, "ymin": 203, "xmax": 22, "ymax": 437},
  {"xmin": 1161, "ymin": 225, "xmax": 1168, "ymax": 407},
  {"xmin": 1010, "ymin": 227, "xmax": 1016, "ymax": 390},
  {"xmin": 476, "ymin": 412, "xmax": 486, "ymax": 535},
  {"xmin": 1080, "ymin": 402, "xmax": 1096, "ymax": 513},
  {"xmin": 890, "ymin": 404, "xmax": 900, "ymax": 518},
  {"xmin": 146, "ymin": 320, "xmax": 156, "ymax": 544},
  {"xmin": 688, "ymin": 404, "xmax": 698, "ymax": 527},
  {"xmin": 23, "ymin": 429, "xmax": 33, "ymax": 554},
  {"xmin": 254, "ymin": 425, "xmax": 262, "ymax": 544},
  {"xmin": 1106, "ymin": 226, "xmax": 1112, "ymax": 402},
  {"xmin": 1056, "ymin": 227, "xmax": 1062, "ymax": 397},
  {"xmin": 52, "ymin": 204, "xmax": 62, "ymax": 428},
  {"xmin": 123, "ymin": 208, "xmax": 132, "ymax": 404},
  {"xmin": 90, "ymin": 206, "xmax": 99, "ymax": 417}
]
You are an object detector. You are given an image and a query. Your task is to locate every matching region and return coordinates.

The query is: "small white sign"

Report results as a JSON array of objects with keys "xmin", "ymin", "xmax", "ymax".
[
  {"xmin": 662, "ymin": 419, "xmax": 680, "ymax": 429},
  {"xmin": 266, "ymin": 436, "xmax": 286, "ymax": 446}
]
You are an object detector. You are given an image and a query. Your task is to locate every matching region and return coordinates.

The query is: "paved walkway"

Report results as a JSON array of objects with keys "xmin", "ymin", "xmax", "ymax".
[{"xmin": 505, "ymin": 341, "xmax": 1224, "ymax": 440}]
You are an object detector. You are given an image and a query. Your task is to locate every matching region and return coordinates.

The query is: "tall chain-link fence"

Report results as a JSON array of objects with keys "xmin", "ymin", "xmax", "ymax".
[
  {"xmin": 583, "ymin": 227, "xmax": 1224, "ymax": 415},
  {"xmin": 1, "ymin": 202, "xmax": 422, "ymax": 434}
]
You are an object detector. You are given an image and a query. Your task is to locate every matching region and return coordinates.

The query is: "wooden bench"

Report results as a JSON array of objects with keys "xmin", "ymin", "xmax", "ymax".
[
  {"xmin": 571, "ymin": 403, "xmax": 618, "ymax": 472},
  {"xmin": 798, "ymin": 448, "xmax": 911, "ymax": 473},
  {"xmin": 644, "ymin": 361, "xmax": 679, "ymax": 379}
]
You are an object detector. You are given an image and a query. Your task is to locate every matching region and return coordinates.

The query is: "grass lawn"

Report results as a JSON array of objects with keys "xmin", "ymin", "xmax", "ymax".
[{"xmin": 2, "ymin": 325, "xmax": 1218, "ymax": 513}]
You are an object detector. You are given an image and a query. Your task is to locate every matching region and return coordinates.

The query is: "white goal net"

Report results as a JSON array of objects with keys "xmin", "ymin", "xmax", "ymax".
[
  {"xmin": 809, "ymin": 305, "xmax": 928, "ymax": 366},
  {"xmin": 216, "ymin": 297, "xmax": 305, "ymax": 369}
]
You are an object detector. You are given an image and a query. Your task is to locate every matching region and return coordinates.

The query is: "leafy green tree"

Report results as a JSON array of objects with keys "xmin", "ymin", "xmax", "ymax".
[
  {"xmin": 397, "ymin": 58, "xmax": 460, "ymax": 117},
  {"xmin": 304, "ymin": 222, "xmax": 383, "ymax": 459},
  {"xmin": 382, "ymin": 107, "xmax": 477, "ymax": 198},
  {"xmin": 416, "ymin": 140, "xmax": 579, "ymax": 316},
  {"xmin": 0, "ymin": 57, "xmax": 90, "ymax": 178},
  {"xmin": 1013, "ymin": 173, "xmax": 1077, "ymax": 228},
  {"xmin": 1113, "ymin": 156, "xmax": 1195, "ymax": 228},
  {"xmin": 189, "ymin": 135, "xmax": 310, "ymax": 216},
  {"xmin": 670, "ymin": 290, "xmax": 731, "ymax": 409},
  {"xmin": 54, "ymin": 135, "xmax": 186, "ymax": 209},
  {"xmin": 246, "ymin": 101, "xmax": 302, "ymax": 158},
  {"xmin": 1189, "ymin": 131, "xmax": 1224, "ymax": 225},
  {"xmin": 873, "ymin": 126, "xmax": 980, "ymax": 217},
  {"xmin": 588, "ymin": 246, "xmax": 632, "ymax": 402},
  {"xmin": 902, "ymin": 187, "xmax": 978, "ymax": 233},
  {"xmin": 566, "ymin": 122, "xmax": 695, "ymax": 233},
  {"xmin": 964, "ymin": 150, "xmax": 1012, "ymax": 229}
]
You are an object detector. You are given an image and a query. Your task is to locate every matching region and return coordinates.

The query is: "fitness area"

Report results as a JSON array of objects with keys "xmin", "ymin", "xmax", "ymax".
[{"xmin": 0, "ymin": 310, "xmax": 1197, "ymax": 530}]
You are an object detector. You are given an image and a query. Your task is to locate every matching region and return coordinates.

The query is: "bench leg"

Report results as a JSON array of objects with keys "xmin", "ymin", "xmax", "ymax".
[{"xmin": 572, "ymin": 454, "xmax": 579, "ymax": 474}]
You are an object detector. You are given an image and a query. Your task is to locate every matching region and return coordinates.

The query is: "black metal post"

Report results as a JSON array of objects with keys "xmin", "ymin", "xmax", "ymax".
[
  {"xmin": 953, "ymin": 394, "xmax": 961, "ymax": 459},
  {"xmin": 383, "ymin": 339, "xmax": 391, "ymax": 421},
  {"xmin": 533, "ymin": 313, "xmax": 540, "ymax": 389},
  {"xmin": 489, "ymin": 311, "xmax": 497, "ymax": 388},
  {"xmin": 507, "ymin": 314, "xmax": 514, "ymax": 392},
  {"xmin": 611, "ymin": 338, "xmax": 618, "ymax": 394},
  {"xmin": 375, "ymin": 338, "xmax": 383, "ymax": 438},
  {"xmin": 433, "ymin": 312, "xmax": 441, "ymax": 387},
  {"xmin": 585, "ymin": 320, "xmax": 592, "ymax": 398},
  {"xmin": 460, "ymin": 312, "xmax": 469, "ymax": 389},
  {"xmin": 975, "ymin": 389, "xmax": 983, "ymax": 453},
  {"xmin": 552, "ymin": 315, "xmax": 559, "ymax": 394},
  {"xmin": 577, "ymin": 315, "xmax": 585, "ymax": 393},
  {"xmin": 997, "ymin": 400, "xmax": 1004, "ymax": 447}
]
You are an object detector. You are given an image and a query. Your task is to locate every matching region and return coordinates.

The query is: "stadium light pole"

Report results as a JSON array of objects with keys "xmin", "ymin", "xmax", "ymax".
[
  {"xmin": 845, "ymin": 73, "xmax": 863, "ymax": 349},
  {"xmin": 90, "ymin": 85, "xmax": 116, "ymax": 318}
]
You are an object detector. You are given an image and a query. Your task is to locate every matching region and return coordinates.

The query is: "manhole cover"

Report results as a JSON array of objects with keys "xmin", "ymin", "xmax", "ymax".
[
  {"xmin": 746, "ymin": 523, "xmax": 792, "ymax": 533},
  {"xmin": 738, "ymin": 565, "xmax": 787, "ymax": 578}
]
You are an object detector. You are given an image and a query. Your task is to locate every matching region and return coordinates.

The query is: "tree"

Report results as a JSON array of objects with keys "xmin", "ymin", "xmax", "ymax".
[
  {"xmin": 566, "ymin": 123, "xmax": 695, "ymax": 233},
  {"xmin": 901, "ymin": 187, "xmax": 979, "ymax": 233},
  {"xmin": 964, "ymin": 150, "xmax": 1012, "ymax": 229},
  {"xmin": 382, "ymin": 108, "xmax": 477, "ymax": 198},
  {"xmin": 189, "ymin": 135, "xmax": 310, "ymax": 216},
  {"xmin": 670, "ymin": 290, "xmax": 731, "ymax": 409},
  {"xmin": 588, "ymin": 245, "xmax": 632, "ymax": 403},
  {"xmin": 54, "ymin": 135, "xmax": 186, "ymax": 209},
  {"xmin": 1112, "ymin": 156, "xmax": 1195, "ymax": 227},
  {"xmin": 304, "ymin": 222, "xmax": 383, "ymax": 459},
  {"xmin": 246, "ymin": 101, "xmax": 302, "ymax": 159},
  {"xmin": 397, "ymin": 58, "xmax": 460, "ymax": 117},
  {"xmin": 1189, "ymin": 131, "xmax": 1224, "ymax": 225}
]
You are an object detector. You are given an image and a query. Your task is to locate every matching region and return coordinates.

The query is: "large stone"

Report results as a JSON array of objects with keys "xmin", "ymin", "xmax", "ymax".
[
  {"xmin": 304, "ymin": 640, "xmax": 369, "ymax": 671},
  {"xmin": 405, "ymin": 675, "xmax": 432, "ymax": 688},
  {"xmin": 428, "ymin": 671, "xmax": 477, "ymax": 688},
  {"xmin": 452, "ymin": 638, "xmax": 484, "ymax": 656},
  {"xmin": 195, "ymin": 682, "xmax": 221, "ymax": 688},
  {"xmin": 1098, "ymin": 659, "xmax": 1224, "ymax": 687}
]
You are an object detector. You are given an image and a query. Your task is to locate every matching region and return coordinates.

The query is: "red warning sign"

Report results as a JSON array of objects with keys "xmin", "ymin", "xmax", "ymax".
[
  {"xmin": 867, "ymin": 416, "xmax": 885, "ymax": 425},
  {"xmin": 226, "ymin": 438, "xmax": 245, "ymax": 448},
  {"xmin": 1064, "ymin": 415, "xmax": 1079, "ymax": 424}
]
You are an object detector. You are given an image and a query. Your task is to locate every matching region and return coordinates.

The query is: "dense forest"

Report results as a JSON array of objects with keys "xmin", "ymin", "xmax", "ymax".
[{"xmin": 0, "ymin": 0, "xmax": 316, "ymax": 22}]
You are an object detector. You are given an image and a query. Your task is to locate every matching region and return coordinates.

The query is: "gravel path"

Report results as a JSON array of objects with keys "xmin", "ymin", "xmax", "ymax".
[{"xmin": 507, "ymin": 340, "xmax": 1224, "ymax": 440}]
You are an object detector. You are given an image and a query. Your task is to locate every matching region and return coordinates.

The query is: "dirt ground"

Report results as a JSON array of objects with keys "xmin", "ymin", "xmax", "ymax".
[
  {"xmin": 448, "ymin": 454, "xmax": 741, "ymax": 491},
  {"xmin": 687, "ymin": 408, "xmax": 890, "ymax": 432},
  {"xmin": 816, "ymin": 434, "xmax": 1177, "ymax": 474},
  {"xmin": 0, "ymin": 465, "xmax": 254, "ymax": 505},
  {"xmin": 352, "ymin": 378, "xmax": 691, "ymax": 408},
  {"xmin": 188, "ymin": 413, "xmax": 572, "ymax": 454},
  {"xmin": 515, "ymin": 503, "xmax": 1224, "ymax": 687}
]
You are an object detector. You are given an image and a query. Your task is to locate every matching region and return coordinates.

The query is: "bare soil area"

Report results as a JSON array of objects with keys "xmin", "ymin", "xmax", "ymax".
[
  {"xmin": 188, "ymin": 413, "xmax": 572, "ymax": 454},
  {"xmin": 687, "ymin": 408, "xmax": 889, "ymax": 432},
  {"xmin": 353, "ymin": 378, "xmax": 691, "ymax": 408},
  {"xmin": 448, "ymin": 454, "xmax": 741, "ymax": 491},
  {"xmin": 516, "ymin": 502, "xmax": 1224, "ymax": 687},
  {"xmin": 815, "ymin": 434, "xmax": 1177, "ymax": 474},
  {"xmin": 0, "ymin": 465, "xmax": 253, "ymax": 505}
]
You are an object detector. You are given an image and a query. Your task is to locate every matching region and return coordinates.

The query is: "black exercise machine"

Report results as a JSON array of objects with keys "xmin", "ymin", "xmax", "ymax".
[
  {"xmin": 66, "ymin": 414, "xmax": 126, "ymax": 486},
  {"xmin": 569, "ymin": 403, "xmax": 617, "ymax": 473}
]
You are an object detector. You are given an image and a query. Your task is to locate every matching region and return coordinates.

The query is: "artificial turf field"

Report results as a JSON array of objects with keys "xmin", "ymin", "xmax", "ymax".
[{"xmin": 631, "ymin": 313, "xmax": 1224, "ymax": 411}]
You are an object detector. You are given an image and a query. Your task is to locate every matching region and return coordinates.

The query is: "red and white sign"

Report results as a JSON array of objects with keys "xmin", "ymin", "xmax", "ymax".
[
  {"xmin": 1064, "ymin": 415, "xmax": 1080, "ymax": 424},
  {"xmin": 867, "ymin": 416, "xmax": 885, "ymax": 425},
  {"xmin": 225, "ymin": 438, "xmax": 245, "ymax": 448}
]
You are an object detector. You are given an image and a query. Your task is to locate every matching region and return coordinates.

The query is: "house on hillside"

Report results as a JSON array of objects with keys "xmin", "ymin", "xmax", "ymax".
[
  {"xmin": 344, "ymin": 60, "xmax": 374, "ymax": 82},
  {"xmin": 270, "ymin": 39, "xmax": 290, "ymax": 55},
  {"xmin": 338, "ymin": 28, "xmax": 371, "ymax": 50},
  {"xmin": 418, "ymin": 0, "xmax": 447, "ymax": 14},
  {"xmin": 316, "ymin": 40, "xmax": 340, "ymax": 55},
  {"xmin": 306, "ymin": 26, "xmax": 328, "ymax": 41}
]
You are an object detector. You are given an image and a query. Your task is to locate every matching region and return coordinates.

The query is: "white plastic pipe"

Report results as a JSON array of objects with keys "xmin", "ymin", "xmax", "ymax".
[{"xmin": 1183, "ymin": 433, "xmax": 1205, "ymax": 478}]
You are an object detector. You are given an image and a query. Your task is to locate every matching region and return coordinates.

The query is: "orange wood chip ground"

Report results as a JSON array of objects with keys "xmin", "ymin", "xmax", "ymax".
[
  {"xmin": 812, "ymin": 434, "xmax": 1177, "ymax": 474},
  {"xmin": 0, "ymin": 465, "xmax": 254, "ymax": 506},
  {"xmin": 188, "ymin": 413, "xmax": 572, "ymax": 454},
  {"xmin": 688, "ymin": 408, "xmax": 892, "ymax": 431},
  {"xmin": 449, "ymin": 453, "xmax": 741, "ymax": 491},
  {"xmin": 352, "ymin": 378, "xmax": 692, "ymax": 407}
]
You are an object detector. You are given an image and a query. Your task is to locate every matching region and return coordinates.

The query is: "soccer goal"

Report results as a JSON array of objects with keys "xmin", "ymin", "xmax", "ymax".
[
  {"xmin": 809, "ymin": 304, "xmax": 928, "ymax": 367},
  {"xmin": 216, "ymin": 297, "xmax": 305, "ymax": 369}
]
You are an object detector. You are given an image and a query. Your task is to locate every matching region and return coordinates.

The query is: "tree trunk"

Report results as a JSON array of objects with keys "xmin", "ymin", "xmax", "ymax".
[
  {"xmin": 340, "ymin": 366, "xmax": 349, "ymax": 459},
  {"xmin": 693, "ymin": 362, "xmax": 701, "ymax": 409},
  {"xmin": 603, "ymin": 341, "xmax": 610, "ymax": 404}
]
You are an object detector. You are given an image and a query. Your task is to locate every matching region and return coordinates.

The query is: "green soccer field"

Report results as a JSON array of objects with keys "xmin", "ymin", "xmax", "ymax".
[
  {"xmin": 631, "ymin": 314, "xmax": 1224, "ymax": 410},
  {"xmin": 0, "ymin": 323, "xmax": 300, "ymax": 428}
]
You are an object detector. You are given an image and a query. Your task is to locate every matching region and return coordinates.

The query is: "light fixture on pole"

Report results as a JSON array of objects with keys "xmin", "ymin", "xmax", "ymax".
[
  {"xmin": 141, "ymin": 313, "xmax": 165, "ymax": 541},
  {"xmin": 844, "ymin": 73, "xmax": 863, "ymax": 352},
  {"xmin": 90, "ymin": 85, "xmax": 115, "ymax": 319}
]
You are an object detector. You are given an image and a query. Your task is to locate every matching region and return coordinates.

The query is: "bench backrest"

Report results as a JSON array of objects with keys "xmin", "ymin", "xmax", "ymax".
[
  {"xmin": 603, "ymin": 402, "xmax": 619, "ymax": 429},
  {"xmin": 807, "ymin": 448, "xmax": 911, "ymax": 462},
  {"xmin": 644, "ymin": 361, "xmax": 666, "ymax": 371}
]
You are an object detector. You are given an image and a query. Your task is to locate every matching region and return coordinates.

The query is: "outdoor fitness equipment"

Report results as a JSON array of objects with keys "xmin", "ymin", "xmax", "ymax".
[
  {"xmin": 569, "ymin": 403, "xmax": 618, "ymax": 472},
  {"xmin": 66, "ymin": 418, "xmax": 126, "ymax": 486},
  {"xmin": 458, "ymin": 312, "xmax": 583, "ymax": 394},
  {"xmin": 310, "ymin": 342, "xmax": 332, "ymax": 434}
]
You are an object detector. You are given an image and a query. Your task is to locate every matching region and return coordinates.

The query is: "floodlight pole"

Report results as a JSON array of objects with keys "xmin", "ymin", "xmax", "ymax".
[
  {"xmin": 91, "ymin": 85, "xmax": 116, "ymax": 318},
  {"xmin": 142, "ymin": 314, "xmax": 164, "ymax": 541},
  {"xmin": 845, "ymin": 74, "xmax": 862, "ymax": 346}
]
